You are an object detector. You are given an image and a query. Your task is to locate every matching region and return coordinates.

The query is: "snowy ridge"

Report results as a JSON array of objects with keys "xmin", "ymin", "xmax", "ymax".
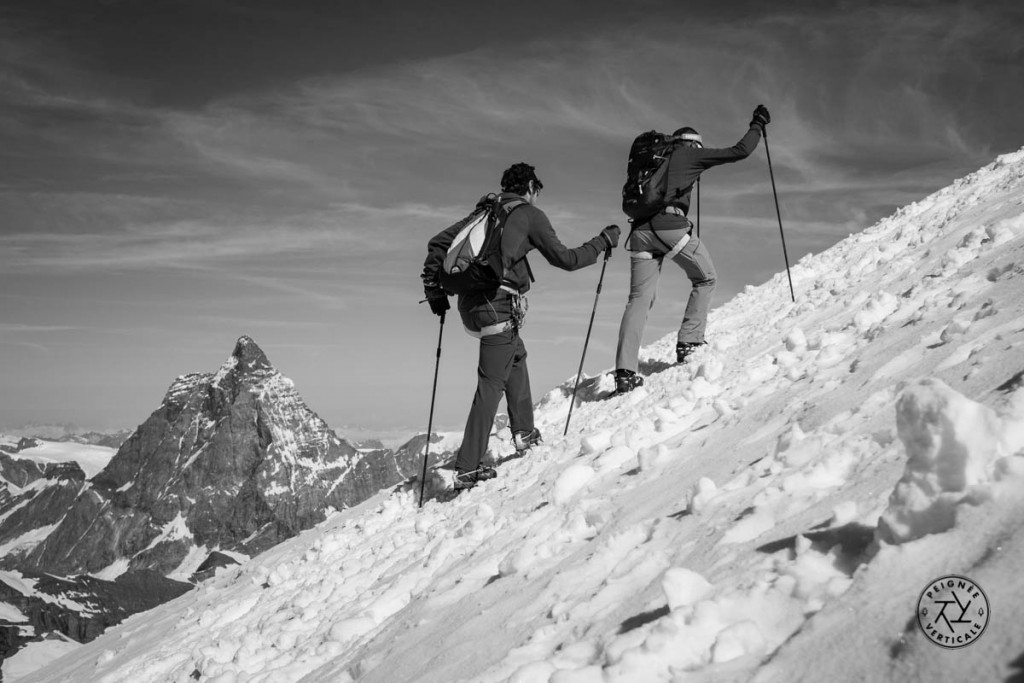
[
  {"xmin": 256, "ymin": 372, "xmax": 351, "ymax": 470},
  {"xmin": 0, "ymin": 440, "xmax": 113, "ymax": 479},
  {"xmin": 0, "ymin": 571, "xmax": 90, "ymax": 614},
  {"xmin": 20, "ymin": 149, "xmax": 1024, "ymax": 682},
  {"xmin": 164, "ymin": 373, "xmax": 214, "ymax": 408},
  {"xmin": 0, "ymin": 438, "xmax": 102, "ymax": 569},
  {"xmin": 211, "ymin": 355, "xmax": 240, "ymax": 388},
  {"xmin": 0, "ymin": 523, "xmax": 62, "ymax": 560}
]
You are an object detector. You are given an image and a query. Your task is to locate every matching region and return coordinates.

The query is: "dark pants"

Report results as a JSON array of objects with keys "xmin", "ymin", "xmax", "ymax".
[{"xmin": 455, "ymin": 291, "xmax": 535, "ymax": 473}]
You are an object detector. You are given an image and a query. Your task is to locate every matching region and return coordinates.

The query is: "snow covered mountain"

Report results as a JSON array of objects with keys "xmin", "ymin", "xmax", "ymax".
[
  {"xmin": 15, "ymin": 148, "xmax": 1024, "ymax": 682},
  {"xmin": 1, "ymin": 337, "xmax": 458, "ymax": 673},
  {"xmin": 0, "ymin": 440, "xmax": 117, "ymax": 596},
  {"xmin": 2, "ymin": 336, "xmax": 440, "ymax": 580}
]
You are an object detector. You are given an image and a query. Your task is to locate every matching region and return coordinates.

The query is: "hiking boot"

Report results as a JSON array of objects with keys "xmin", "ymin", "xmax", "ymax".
[
  {"xmin": 512, "ymin": 428, "xmax": 542, "ymax": 454},
  {"xmin": 676, "ymin": 342, "xmax": 704, "ymax": 364},
  {"xmin": 614, "ymin": 369, "xmax": 644, "ymax": 394},
  {"xmin": 453, "ymin": 465, "xmax": 497, "ymax": 490},
  {"xmin": 453, "ymin": 476, "xmax": 475, "ymax": 491}
]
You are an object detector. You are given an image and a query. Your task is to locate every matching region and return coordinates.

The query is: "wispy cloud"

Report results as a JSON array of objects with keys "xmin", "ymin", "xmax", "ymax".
[
  {"xmin": 187, "ymin": 315, "xmax": 332, "ymax": 330},
  {"xmin": 2, "ymin": 0, "xmax": 1022, "ymax": 431},
  {"xmin": 0, "ymin": 323, "xmax": 80, "ymax": 352},
  {"xmin": 5, "ymin": 3, "xmax": 1016, "ymax": 272},
  {"xmin": 0, "ymin": 199, "xmax": 460, "ymax": 273},
  {"xmin": 225, "ymin": 272, "xmax": 351, "ymax": 311},
  {"xmin": 0, "ymin": 323, "xmax": 79, "ymax": 332}
]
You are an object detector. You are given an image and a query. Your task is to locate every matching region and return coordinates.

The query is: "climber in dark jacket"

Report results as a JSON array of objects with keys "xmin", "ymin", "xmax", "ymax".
[
  {"xmin": 613, "ymin": 105, "xmax": 770, "ymax": 394},
  {"xmin": 422, "ymin": 162, "xmax": 620, "ymax": 489}
]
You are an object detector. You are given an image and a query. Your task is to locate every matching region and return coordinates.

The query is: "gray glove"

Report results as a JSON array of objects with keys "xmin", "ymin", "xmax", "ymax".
[{"xmin": 599, "ymin": 224, "xmax": 620, "ymax": 250}]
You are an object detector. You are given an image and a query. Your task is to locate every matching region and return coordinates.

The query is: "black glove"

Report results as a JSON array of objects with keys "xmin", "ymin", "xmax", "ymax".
[
  {"xmin": 599, "ymin": 224, "xmax": 620, "ymax": 250},
  {"xmin": 750, "ymin": 104, "xmax": 770, "ymax": 131},
  {"xmin": 423, "ymin": 285, "xmax": 450, "ymax": 317}
]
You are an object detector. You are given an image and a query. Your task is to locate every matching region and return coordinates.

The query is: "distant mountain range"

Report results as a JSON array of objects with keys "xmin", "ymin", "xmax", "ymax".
[
  {"xmin": 54, "ymin": 430, "xmax": 134, "ymax": 450},
  {"xmin": 0, "ymin": 425, "xmax": 133, "ymax": 450},
  {"xmin": 0, "ymin": 336, "xmax": 458, "ymax": 664}
]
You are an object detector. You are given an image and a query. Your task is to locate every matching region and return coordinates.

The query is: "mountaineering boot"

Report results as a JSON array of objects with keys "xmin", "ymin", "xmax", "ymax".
[
  {"xmin": 676, "ymin": 342, "xmax": 704, "ymax": 364},
  {"xmin": 453, "ymin": 465, "xmax": 497, "ymax": 490},
  {"xmin": 512, "ymin": 428, "xmax": 542, "ymax": 455},
  {"xmin": 614, "ymin": 369, "xmax": 644, "ymax": 394}
]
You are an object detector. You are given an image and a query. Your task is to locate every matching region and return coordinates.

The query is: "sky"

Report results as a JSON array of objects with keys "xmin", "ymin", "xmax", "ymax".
[
  {"xmin": 1, "ymin": 0, "xmax": 1023, "ymax": 440},
  {"xmin": 9, "ymin": 142, "xmax": 1024, "ymax": 682}
]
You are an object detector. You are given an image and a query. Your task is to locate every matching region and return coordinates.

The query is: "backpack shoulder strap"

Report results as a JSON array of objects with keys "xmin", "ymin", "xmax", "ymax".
[
  {"xmin": 496, "ymin": 198, "xmax": 535, "ymax": 285},
  {"xmin": 498, "ymin": 197, "xmax": 526, "ymax": 215}
]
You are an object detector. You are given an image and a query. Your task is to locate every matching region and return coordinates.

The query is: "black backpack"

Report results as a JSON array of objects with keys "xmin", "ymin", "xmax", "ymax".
[
  {"xmin": 621, "ymin": 131, "xmax": 676, "ymax": 221},
  {"xmin": 438, "ymin": 194, "xmax": 526, "ymax": 295}
]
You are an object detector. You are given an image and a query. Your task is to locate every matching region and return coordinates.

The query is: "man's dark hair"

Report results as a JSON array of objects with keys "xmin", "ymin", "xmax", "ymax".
[{"xmin": 500, "ymin": 162, "xmax": 543, "ymax": 195}]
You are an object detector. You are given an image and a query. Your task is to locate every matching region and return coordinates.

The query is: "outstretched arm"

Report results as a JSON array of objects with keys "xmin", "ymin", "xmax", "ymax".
[
  {"xmin": 526, "ymin": 210, "xmax": 618, "ymax": 272},
  {"xmin": 696, "ymin": 126, "xmax": 762, "ymax": 169},
  {"xmin": 696, "ymin": 105, "xmax": 771, "ymax": 170}
]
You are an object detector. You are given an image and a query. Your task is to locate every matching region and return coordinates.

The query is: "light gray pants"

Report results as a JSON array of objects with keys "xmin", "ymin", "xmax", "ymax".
[{"xmin": 614, "ymin": 237, "xmax": 717, "ymax": 373}]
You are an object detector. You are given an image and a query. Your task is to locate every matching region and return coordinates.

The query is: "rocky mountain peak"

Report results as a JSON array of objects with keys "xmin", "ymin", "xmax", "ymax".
[
  {"xmin": 231, "ymin": 335, "xmax": 272, "ymax": 374},
  {"xmin": 9, "ymin": 334, "xmax": 377, "ymax": 577},
  {"xmin": 0, "ymin": 336, "xmax": 442, "ymax": 661}
]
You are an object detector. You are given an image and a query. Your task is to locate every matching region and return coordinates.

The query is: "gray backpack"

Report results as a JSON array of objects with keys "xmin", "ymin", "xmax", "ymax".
[{"xmin": 439, "ymin": 195, "xmax": 525, "ymax": 295}]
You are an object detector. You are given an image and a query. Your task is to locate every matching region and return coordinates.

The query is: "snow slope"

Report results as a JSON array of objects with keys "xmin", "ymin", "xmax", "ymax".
[
  {"xmin": 18, "ymin": 148, "xmax": 1024, "ymax": 682},
  {"xmin": 3, "ymin": 638, "xmax": 79, "ymax": 682},
  {"xmin": 0, "ymin": 438, "xmax": 114, "ymax": 479}
]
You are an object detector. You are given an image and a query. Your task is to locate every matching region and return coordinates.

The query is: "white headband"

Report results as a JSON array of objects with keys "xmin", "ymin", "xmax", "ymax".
[{"xmin": 677, "ymin": 132, "xmax": 703, "ymax": 145}]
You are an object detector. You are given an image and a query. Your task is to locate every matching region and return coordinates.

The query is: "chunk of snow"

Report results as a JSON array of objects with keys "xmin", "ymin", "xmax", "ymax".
[
  {"xmin": 784, "ymin": 327, "xmax": 808, "ymax": 351},
  {"xmin": 662, "ymin": 567, "xmax": 713, "ymax": 610},
  {"xmin": 711, "ymin": 620, "xmax": 765, "ymax": 663},
  {"xmin": 877, "ymin": 379, "xmax": 1007, "ymax": 543},
  {"xmin": 552, "ymin": 465, "xmax": 595, "ymax": 504},
  {"xmin": 688, "ymin": 477, "xmax": 718, "ymax": 514}
]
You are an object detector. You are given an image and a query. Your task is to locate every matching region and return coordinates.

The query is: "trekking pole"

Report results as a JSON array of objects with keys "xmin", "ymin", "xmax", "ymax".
[
  {"xmin": 696, "ymin": 178, "xmax": 700, "ymax": 239},
  {"xmin": 762, "ymin": 128, "xmax": 795, "ymax": 302},
  {"xmin": 564, "ymin": 247, "xmax": 612, "ymax": 436},
  {"xmin": 418, "ymin": 311, "xmax": 445, "ymax": 508}
]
